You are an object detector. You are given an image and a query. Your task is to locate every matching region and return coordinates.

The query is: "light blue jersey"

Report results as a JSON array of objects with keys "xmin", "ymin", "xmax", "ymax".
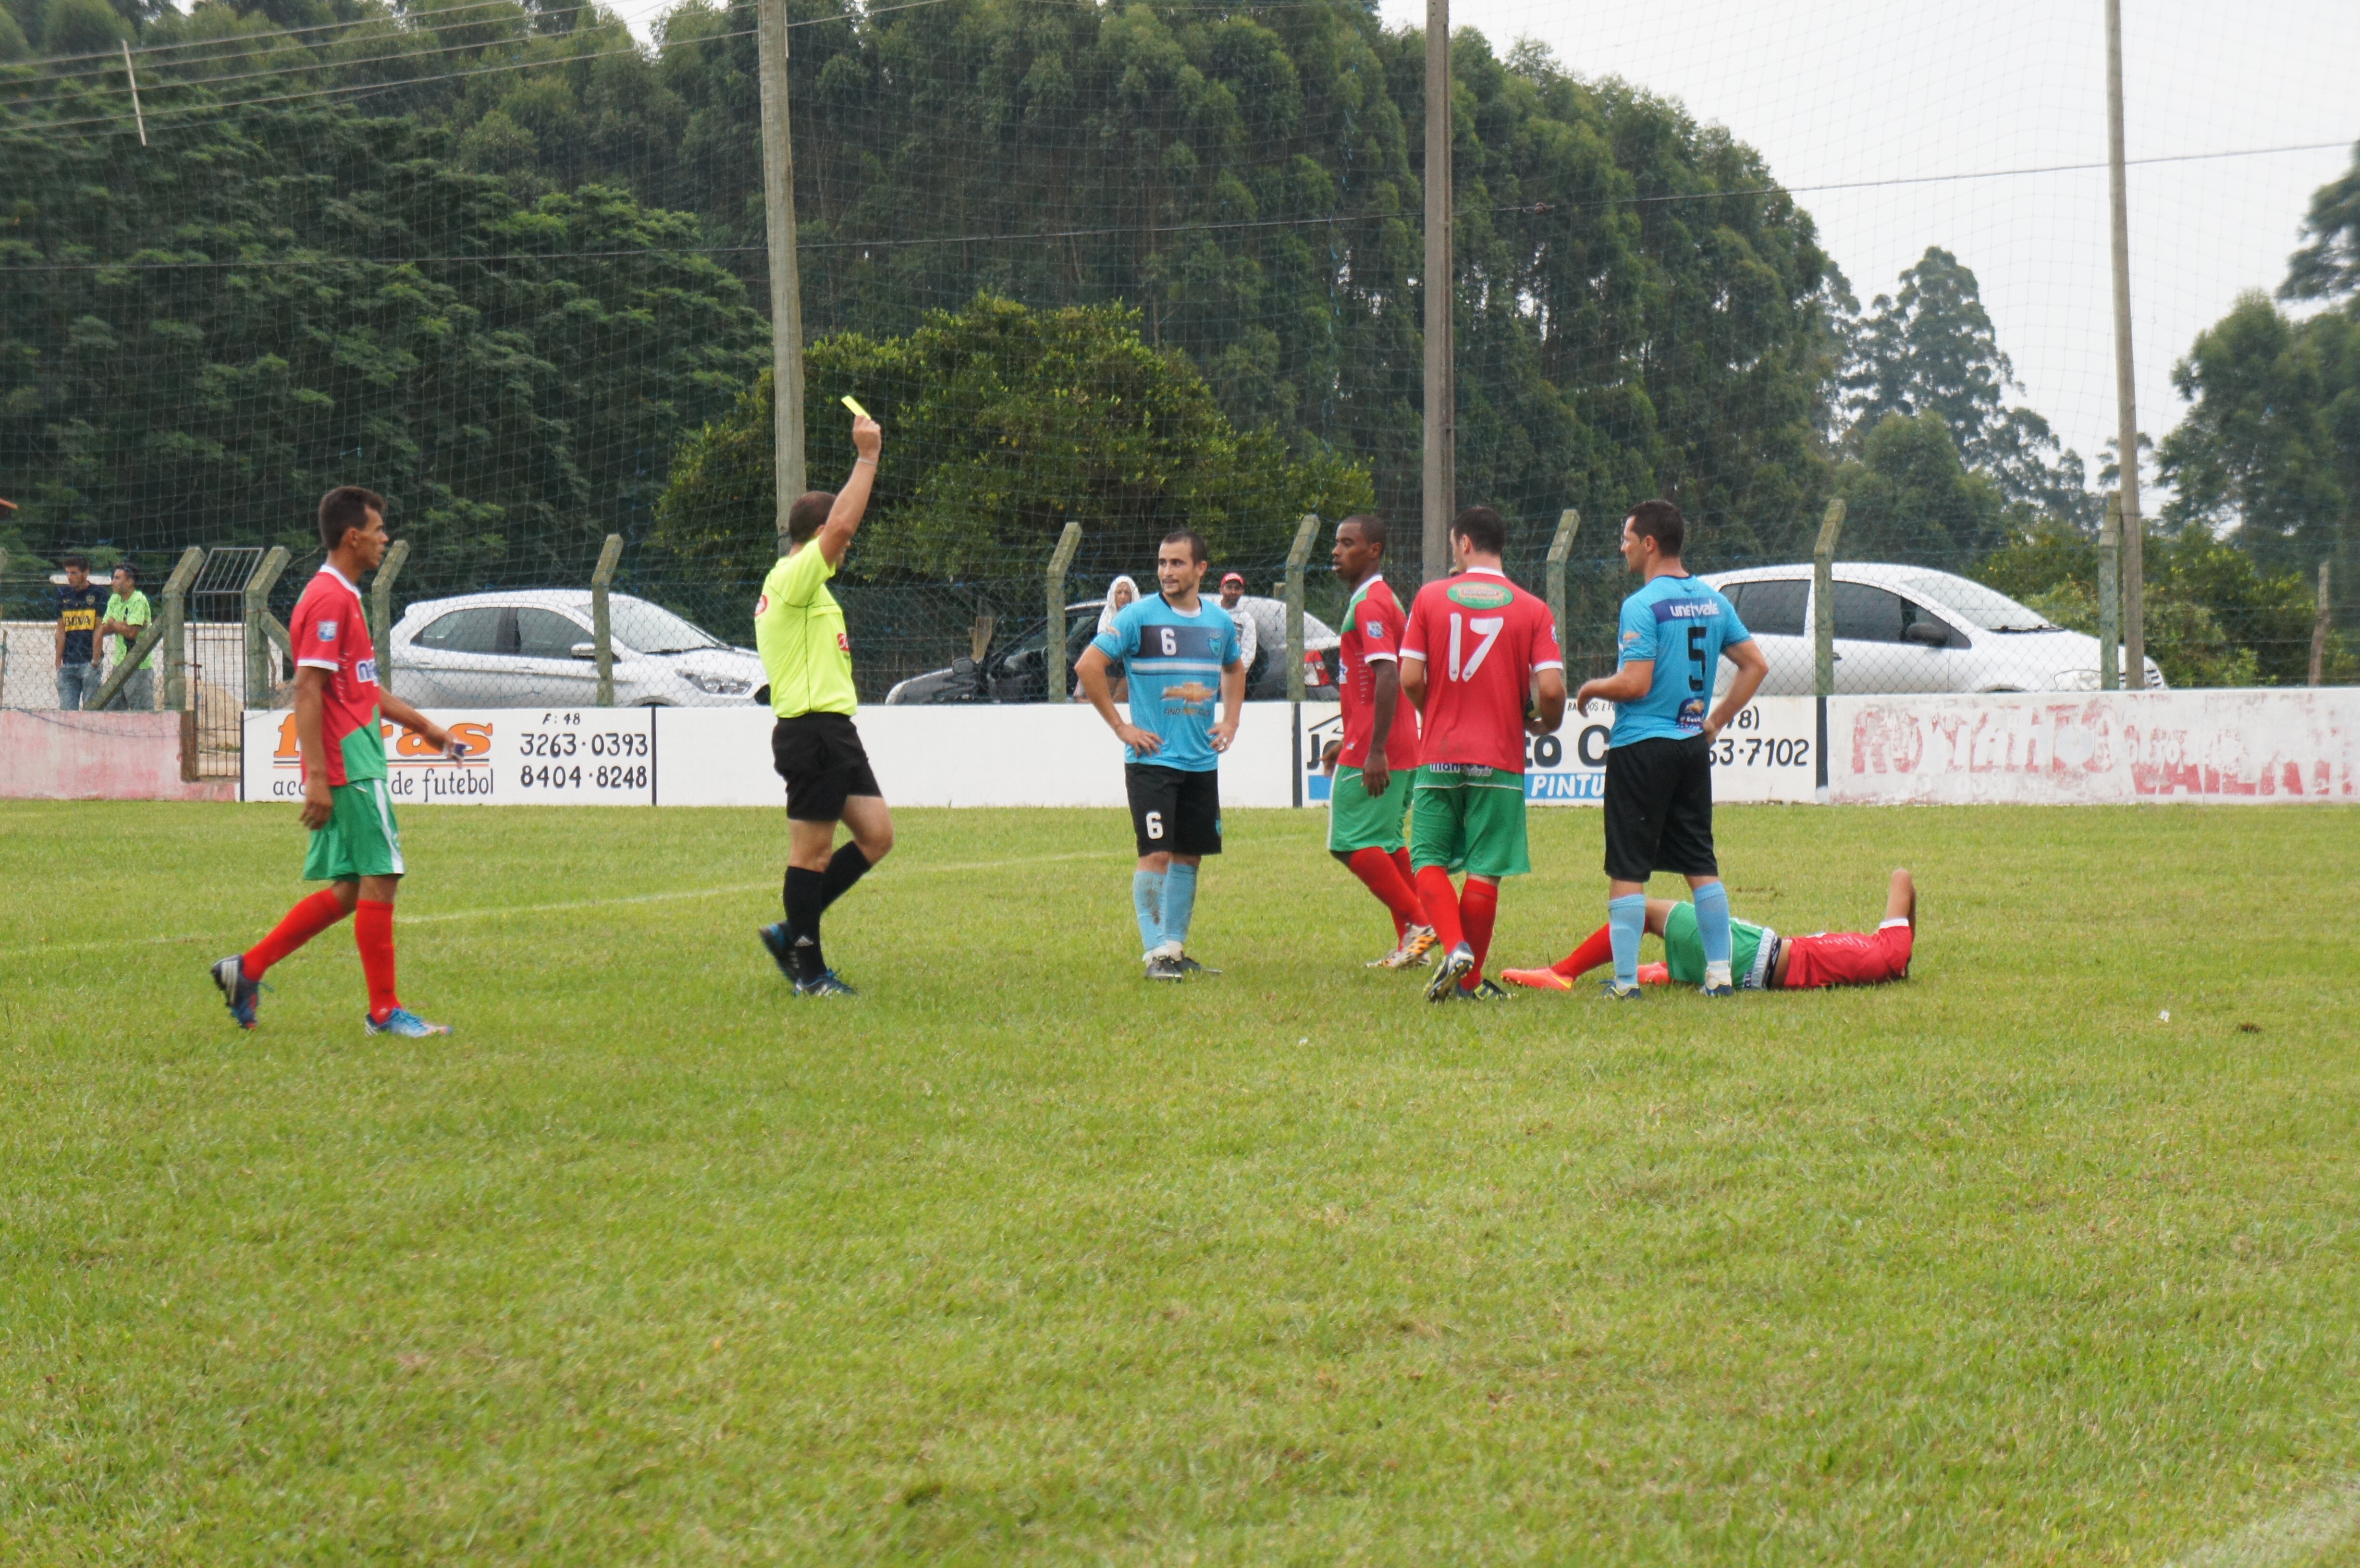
[
  {"xmin": 1092, "ymin": 594, "xmax": 1241, "ymax": 772},
  {"xmin": 1609, "ymin": 574, "xmax": 1752, "ymax": 747}
]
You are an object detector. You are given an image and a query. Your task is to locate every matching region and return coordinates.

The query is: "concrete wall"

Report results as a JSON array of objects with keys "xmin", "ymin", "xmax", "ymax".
[
  {"xmin": 0, "ymin": 621, "xmax": 270, "ymax": 711},
  {"xmin": 0, "ymin": 710, "xmax": 238, "ymax": 801}
]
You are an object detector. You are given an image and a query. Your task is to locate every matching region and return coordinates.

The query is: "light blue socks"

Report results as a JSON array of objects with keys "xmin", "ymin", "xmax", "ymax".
[
  {"xmin": 1609, "ymin": 894, "xmax": 1647, "ymax": 988},
  {"xmin": 1160, "ymin": 863, "xmax": 1199, "ymax": 950},
  {"xmin": 1132, "ymin": 870, "xmax": 1165, "ymax": 955},
  {"xmin": 1694, "ymin": 881, "xmax": 1732, "ymax": 966}
]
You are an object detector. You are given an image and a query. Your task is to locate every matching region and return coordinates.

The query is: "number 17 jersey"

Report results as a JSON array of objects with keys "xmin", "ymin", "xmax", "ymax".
[{"xmin": 1400, "ymin": 568, "xmax": 1562, "ymax": 773}]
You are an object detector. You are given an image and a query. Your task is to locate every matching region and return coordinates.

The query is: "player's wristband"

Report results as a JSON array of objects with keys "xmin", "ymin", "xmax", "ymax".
[{"xmin": 854, "ymin": 455, "xmax": 877, "ymax": 467}]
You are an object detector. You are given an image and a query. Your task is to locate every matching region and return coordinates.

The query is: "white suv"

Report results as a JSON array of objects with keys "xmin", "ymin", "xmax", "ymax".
[{"xmin": 1697, "ymin": 563, "xmax": 2165, "ymax": 695}]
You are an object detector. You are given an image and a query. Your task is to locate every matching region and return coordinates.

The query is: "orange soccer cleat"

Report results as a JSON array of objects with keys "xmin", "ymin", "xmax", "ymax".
[{"xmin": 1500, "ymin": 967, "xmax": 1573, "ymax": 992}]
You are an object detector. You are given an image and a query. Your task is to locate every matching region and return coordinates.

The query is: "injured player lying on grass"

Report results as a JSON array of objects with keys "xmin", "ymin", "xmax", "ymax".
[{"xmin": 1503, "ymin": 867, "xmax": 1916, "ymax": 993}]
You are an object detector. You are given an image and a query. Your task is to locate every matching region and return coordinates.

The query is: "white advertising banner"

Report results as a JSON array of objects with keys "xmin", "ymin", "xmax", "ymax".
[
  {"xmin": 242, "ymin": 706, "xmax": 656, "ymax": 805},
  {"xmin": 1298, "ymin": 696, "xmax": 1818, "ymax": 807},
  {"xmin": 1829, "ymin": 689, "xmax": 2360, "ymax": 805}
]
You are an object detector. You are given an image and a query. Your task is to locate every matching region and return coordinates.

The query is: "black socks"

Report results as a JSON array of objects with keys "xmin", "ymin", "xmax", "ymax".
[{"xmin": 781, "ymin": 844, "xmax": 874, "ymax": 982}]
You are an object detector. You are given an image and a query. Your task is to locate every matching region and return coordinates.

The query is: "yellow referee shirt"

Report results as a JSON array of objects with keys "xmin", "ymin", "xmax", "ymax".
[{"xmin": 756, "ymin": 542, "xmax": 858, "ymax": 718}]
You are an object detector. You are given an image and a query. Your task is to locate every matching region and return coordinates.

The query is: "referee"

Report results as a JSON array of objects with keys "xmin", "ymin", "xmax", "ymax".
[{"xmin": 756, "ymin": 410, "xmax": 893, "ymax": 998}]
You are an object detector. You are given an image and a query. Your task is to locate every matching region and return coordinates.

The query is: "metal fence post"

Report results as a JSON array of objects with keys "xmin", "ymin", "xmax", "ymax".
[
  {"xmin": 370, "ymin": 539, "xmax": 410, "ymax": 696},
  {"xmin": 159, "ymin": 545, "xmax": 206, "ymax": 713},
  {"xmin": 1044, "ymin": 520, "xmax": 1083, "ymax": 702},
  {"xmin": 2098, "ymin": 493, "xmax": 2121, "ymax": 691},
  {"xmin": 2312, "ymin": 560, "xmax": 2333, "ymax": 687},
  {"xmin": 242, "ymin": 545, "xmax": 290, "ymax": 710},
  {"xmin": 1544, "ymin": 508, "xmax": 1580, "ymax": 658},
  {"xmin": 591, "ymin": 533, "xmax": 625, "ymax": 706},
  {"xmin": 1812, "ymin": 498, "xmax": 1844, "ymax": 802}
]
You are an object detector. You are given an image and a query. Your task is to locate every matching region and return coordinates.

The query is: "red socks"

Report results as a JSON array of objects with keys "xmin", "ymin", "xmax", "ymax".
[
  {"xmin": 243, "ymin": 889, "xmax": 349, "ymax": 980},
  {"xmin": 355, "ymin": 899, "xmax": 400, "ymax": 1023},
  {"xmin": 1414, "ymin": 865, "xmax": 1464, "ymax": 954},
  {"xmin": 1347, "ymin": 847, "xmax": 1426, "ymax": 936},
  {"xmin": 1460, "ymin": 877, "xmax": 1499, "ymax": 987},
  {"xmin": 1552, "ymin": 923, "xmax": 1617, "ymax": 981}
]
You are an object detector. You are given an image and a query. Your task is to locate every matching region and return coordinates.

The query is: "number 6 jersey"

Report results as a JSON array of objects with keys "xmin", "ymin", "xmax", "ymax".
[
  {"xmin": 1606, "ymin": 574, "xmax": 1753, "ymax": 747},
  {"xmin": 1091, "ymin": 593, "xmax": 1243, "ymax": 771},
  {"xmin": 1401, "ymin": 567, "xmax": 1562, "ymax": 773}
]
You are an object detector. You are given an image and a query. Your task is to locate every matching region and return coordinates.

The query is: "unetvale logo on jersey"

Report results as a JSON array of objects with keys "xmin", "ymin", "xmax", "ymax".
[{"xmin": 271, "ymin": 714, "xmax": 493, "ymax": 764}]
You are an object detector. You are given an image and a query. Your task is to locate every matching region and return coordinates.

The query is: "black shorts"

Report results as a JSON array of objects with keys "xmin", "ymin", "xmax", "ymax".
[
  {"xmin": 1126, "ymin": 763, "xmax": 1223, "ymax": 858},
  {"xmin": 1602, "ymin": 734, "xmax": 1717, "ymax": 882},
  {"xmin": 772, "ymin": 713, "xmax": 882, "ymax": 822}
]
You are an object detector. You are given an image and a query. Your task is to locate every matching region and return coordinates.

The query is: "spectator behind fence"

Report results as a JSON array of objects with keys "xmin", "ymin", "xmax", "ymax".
[
  {"xmin": 98, "ymin": 564, "xmax": 156, "ymax": 710},
  {"xmin": 54, "ymin": 554, "xmax": 106, "ymax": 711},
  {"xmin": 1216, "ymin": 571, "xmax": 1260, "ymax": 683},
  {"xmin": 1097, "ymin": 575, "xmax": 1139, "ymax": 702}
]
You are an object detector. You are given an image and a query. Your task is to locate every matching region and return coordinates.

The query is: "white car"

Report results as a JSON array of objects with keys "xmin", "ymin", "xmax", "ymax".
[
  {"xmin": 1697, "ymin": 563, "xmax": 2165, "ymax": 695},
  {"xmin": 389, "ymin": 590, "xmax": 769, "ymax": 708}
]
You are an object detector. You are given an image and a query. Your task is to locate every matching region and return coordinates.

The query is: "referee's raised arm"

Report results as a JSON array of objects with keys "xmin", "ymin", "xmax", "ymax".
[{"xmin": 812, "ymin": 416, "xmax": 882, "ymax": 566}]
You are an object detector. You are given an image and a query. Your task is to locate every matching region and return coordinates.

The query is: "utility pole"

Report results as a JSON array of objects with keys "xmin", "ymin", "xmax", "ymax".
[
  {"xmin": 2104, "ymin": 0, "xmax": 2145, "ymax": 686},
  {"xmin": 1420, "ymin": 0, "xmax": 1454, "ymax": 585},
  {"xmin": 757, "ymin": 0, "xmax": 806, "ymax": 559}
]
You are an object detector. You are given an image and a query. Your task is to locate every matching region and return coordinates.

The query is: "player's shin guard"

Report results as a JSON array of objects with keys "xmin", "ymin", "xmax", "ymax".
[
  {"xmin": 819, "ymin": 843, "xmax": 872, "ymax": 912},
  {"xmin": 1459, "ymin": 878, "xmax": 1499, "ymax": 988},
  {"xmin": 1132, "ymin": 870, "xmax": 1165, "ymax": 954},
  {"xmin": 1346, "ymin": 847, "xmax": 1424, "ymax": 933},
  {"xmin": 1553, "ymin": 924, "xmax": 1616, "ymax": 980},
  {"xmin": 1160, "ymin": 863, "xmax": 1198, "ymax": 950},
  {"xmin": 1414, "ymin": 866, "xmax": 1464, "ymax": 954},
  {"xmin": 243, "ymin": 889, "xmax": 348, "ymax": 980},
  {"xmin": 1609, "ymin": 894, "xmax": 1647, "ymax": 990},
  {"xmin": 355, "ymin": 899, "xmax": 399, "ymax": 1024},
  {"xmin": 1693, "ymin": 881, "xmax": 1733, "ymax": 989}
]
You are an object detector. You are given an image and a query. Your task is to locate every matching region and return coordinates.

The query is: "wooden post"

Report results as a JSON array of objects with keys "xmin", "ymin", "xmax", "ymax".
[
  {"xmin": 370, "ymin": 538, "xmax": 409, "ymax": 697},
  {"xmin": 2097, "ymin": 494, "xmax": 2121, "ymax": 691},
  {"xmin": 2105, "ymin": 0, "xmax": 2146, "ymax": 685},
  {"xmin": 1044, "ymin": 520, "xmax": 1083, "ymax": 703},
  {"xmin": 242, "ymin": 545, "xmax": 290, "ymax": 710},
  {"xmin": 158, "ymin": 545, "xmax": 206, "ymax": 713},
  {"xmin": 591, "ymin": 533, "xmax": 625, "ymax": 707},
  {"xmin": 2311, "ymin": 560, "xmax": 2333, "ymax": 687},
  {"xmin": 1544, "ymin": 508, "xmax": 1579, "ymax": 658},
  {"xmin": 1420, "ymin": 0, "xmax": 1454, "ymax": 586},
  {"xmin": 1285, "ymin": 512, "xmax": 1321, "ymax": 703},
  {"xmin": 1812, "ymin": 498, "xmax": 1844, "ymax": 802},
  {"xmin": 757, "ymin": 0, "xmax": 806, "ymax": 559}
]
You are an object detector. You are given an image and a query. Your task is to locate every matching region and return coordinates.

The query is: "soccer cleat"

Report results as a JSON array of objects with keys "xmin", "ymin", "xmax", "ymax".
[
  {"xmin": 1370, "ymin": 925, "xmax": 1439, "ymax": 970},
  {"xmin": 1501, "ymin": 967, "xmax": 1572, "ymax": 992},
  {"xmin": 1698, "ymin": 981, "xmax": 1736, "ymax": 998},
  {"xmin": 794, "ymin": 969, "xmax": 859, "ymax": 998},
  {"xmin": 757, "ymin": 922, "xmax": 798, "ymax": 980},
  {"xmin": 210, "ymin": 955, "xmax": 261, "ymax": 1029},
  {"xmin": 1601, "ymin": 979, "xmax": 1644, "ymax": 1002},
  {"xmin": 1144, "ymin": 954, "xmax": 1185, "ymax": 982},
  {"xmin": 1459, "ymin": 978, "xmax": 1513, "ymax": 1002},
  {"xmin": 1177, "ymin": 956, "xmax": 1220, "ymax": 977},
  {"xmin": 365, "ymin": 1007, "xmax": 453, "ymax": 1037},
  {"xmin": 1425, "ymin": 942, "xmax": 1476, "ymax": 1002}
]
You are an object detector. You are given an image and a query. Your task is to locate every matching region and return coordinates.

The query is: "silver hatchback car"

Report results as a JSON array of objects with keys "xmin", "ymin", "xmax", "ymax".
[{"xmin": 388, "ymin": 591, "xmax": 769, "ymax": 708}]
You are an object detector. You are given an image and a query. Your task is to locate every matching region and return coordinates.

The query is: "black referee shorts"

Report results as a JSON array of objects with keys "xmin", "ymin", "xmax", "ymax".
[
  {"xmin": 772, "ymin": 712, "xmax": 882, "ymax": 822},
  {"xmin": 1126, "ymin": 763, "xmax": 1222, "ymax": 858},
  {"xmin": 1602, "ymin": 734, "xmax": 1717, "ymax": 882}
]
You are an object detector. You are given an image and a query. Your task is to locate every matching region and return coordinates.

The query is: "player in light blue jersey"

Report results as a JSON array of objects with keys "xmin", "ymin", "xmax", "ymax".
[
  {"xmin": 1076, "ymin": 530, "xmax": 1247, "ymax": 981},
  {"xmin": 1574, "ymin": 500, "xmax": 1768, "ymax": 999}
]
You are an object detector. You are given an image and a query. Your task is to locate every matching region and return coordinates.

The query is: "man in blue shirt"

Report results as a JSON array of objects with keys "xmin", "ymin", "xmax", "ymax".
[
  {"xmin": 1077, "ymin": 529, "xmax": 1246, "ymax": 981},
  {"xmin": 1574, "ymin": 501, "xmax": 1769, "ymax": 999}
]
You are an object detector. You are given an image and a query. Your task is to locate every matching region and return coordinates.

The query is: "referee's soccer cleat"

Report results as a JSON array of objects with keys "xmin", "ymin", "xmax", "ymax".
[
  {"xmin": 1144, "ymin": 953, "xmax": 1185, "ymax": 982},
  {"xmin": 1601, "ymin": 979, "xmax": 1645, "ymax": 1002},
  {"xmin": 365, "ymin": 1008, "xmax": 453, "ymax": 1037},
  {"xmin": 757, "ymin": 922, "xmax": 798, "ymax": 980},
  {"xmin": 1426, "ymin": 942, "xmax": 1476, "ymax": 1002},
  {"xmin": 210, "ymin": 955, "xmax": 261, "ymax": 1029},
  {"xmin": 1369, "ymin": 925, "xmax": 1439, "ymax": 969},
  {"xmin": 794, "ymin": 969, "xmax": 858, "ymax": 998},
  {"xmin": 1501, "ymin": 967, "xmax": 1572, "ymax": 992}
]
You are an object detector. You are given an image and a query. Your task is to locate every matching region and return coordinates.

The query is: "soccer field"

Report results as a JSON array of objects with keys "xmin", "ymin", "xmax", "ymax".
[{"xmin": 4, "ymin": 799, "xmax": 2358, "ymax": 1564}]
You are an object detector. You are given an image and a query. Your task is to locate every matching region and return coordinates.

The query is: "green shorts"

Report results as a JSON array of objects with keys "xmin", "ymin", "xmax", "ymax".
[
  {"xmin": 1327, "ymin": 764, "xmax": 1413, "ymax": 854},
  {"xmin": 302, "ymin": 777, "xmax": 406, "ymax": 882},
  {"xmin": 1660, "ymin": 899, "xmax": 1771, "ymax": 989},
  {"xmin": 1408, "ymin": 763, "xmax": 1529, "ymax": 878}
]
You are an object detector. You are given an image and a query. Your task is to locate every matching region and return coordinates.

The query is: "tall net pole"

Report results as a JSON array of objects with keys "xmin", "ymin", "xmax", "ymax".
[
  {"xmin": 1420, "ymin": 0, "xmax": 1454, "ymax": 586},
  {"xmin": 2105, "ymin": 0, "xmax": 2145, "ymax": 686},
  {"xmin": 758, "ymin": 0, "xmax": 806, "ymax": 560}
]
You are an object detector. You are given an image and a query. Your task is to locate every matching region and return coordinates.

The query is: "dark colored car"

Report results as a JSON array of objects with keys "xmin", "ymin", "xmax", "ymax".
[{"xmin": 883, "ymin": 596, "xmax": 1340, "ymax": 705}]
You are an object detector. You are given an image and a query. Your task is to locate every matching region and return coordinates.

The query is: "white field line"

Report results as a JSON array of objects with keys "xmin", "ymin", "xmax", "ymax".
[
  {"xmin": 2168, "ymin": 1479, "xmax": 2360, "ymax": 1568},
  {"xmin": 2, "ymin": 849, "xmax": 1129, "ymax": 958}
]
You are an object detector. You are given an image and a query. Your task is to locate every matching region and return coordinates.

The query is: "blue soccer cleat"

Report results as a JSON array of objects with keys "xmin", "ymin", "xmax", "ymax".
[
  {"xmin": 365, "ymin": 1008, "xmax": 453, "ymax": 1037},
  {"xmin": 1601, "ymin": 979, "xmax": 1645, "ymax": 1002},
  {"xmin": 758, "ymin": 922, "xmax": 798, "ymax": 980},
  {"xmin": 794, "ymin": 969, "xmax": 858, "ymax": 998},
  {"xmin": 210, "ymin": 955, "xmax": 261, "ymax": 1029},
  {"xmin": 1698, "ymin": 981, "xmax": 1736, "ymax": 998}
]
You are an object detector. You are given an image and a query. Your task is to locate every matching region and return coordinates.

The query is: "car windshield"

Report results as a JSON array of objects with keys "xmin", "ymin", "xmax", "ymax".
[
  {"xmin": 610, "ymin": 599, "xmax": 725, "ymax": 654},
  {"xmin": 1896, "ymin": 575, "xmax": 2055, "ymax": 632}
]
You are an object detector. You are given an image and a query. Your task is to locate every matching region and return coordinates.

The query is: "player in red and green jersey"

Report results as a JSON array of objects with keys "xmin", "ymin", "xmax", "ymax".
[
  {"xmin": 1325, "ymin": 514, "xmax": 1434, "ymax": 968},
  {"xmin": 1398, "ymin": 506, "xmax": 1567, "ymax": 1002},
  {"xmin": 211, "ymin": 487, "xmax": 466, "ymax": 1037}
]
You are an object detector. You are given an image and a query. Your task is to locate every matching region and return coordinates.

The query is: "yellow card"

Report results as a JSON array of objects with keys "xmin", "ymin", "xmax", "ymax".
[{"xmin": 841, "ymin": 395, "xmax": 871, "ymax": 420}]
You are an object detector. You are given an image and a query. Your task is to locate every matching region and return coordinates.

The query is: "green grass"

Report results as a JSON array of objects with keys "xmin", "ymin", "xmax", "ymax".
[{"xmin": 4, "ymin": 799, "xmax": 2359, "ymax": 1565}]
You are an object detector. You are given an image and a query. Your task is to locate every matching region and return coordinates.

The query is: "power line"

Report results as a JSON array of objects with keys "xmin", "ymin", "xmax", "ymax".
[{"xmin": 17, "ymin": 0, "xmax": 613, "ymax": 69}]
